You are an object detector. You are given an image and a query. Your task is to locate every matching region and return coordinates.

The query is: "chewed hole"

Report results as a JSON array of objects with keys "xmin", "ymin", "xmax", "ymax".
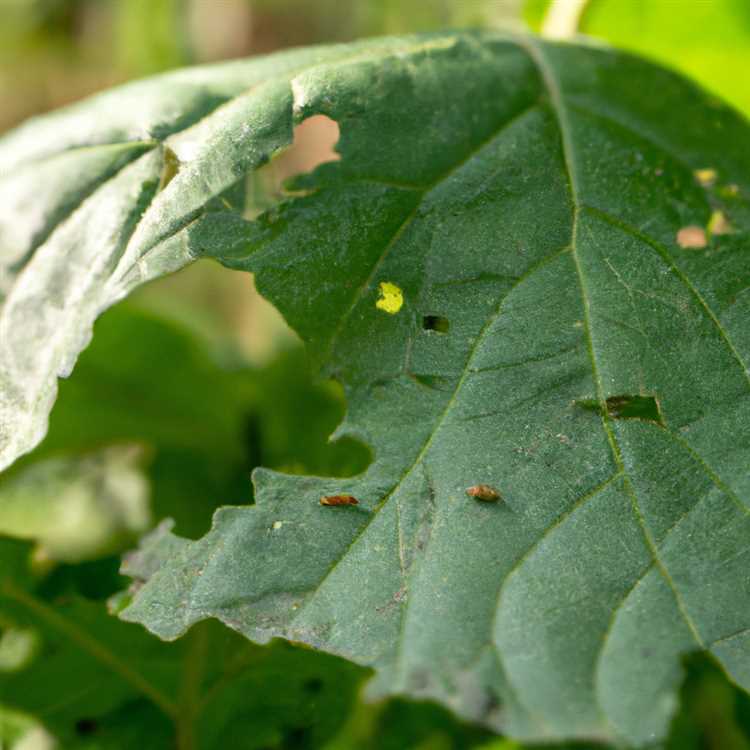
[
  {"xmin": 303, "ymin": 677, "xmax": 324, "ymax": 694},
  {"xmin": 606, "ymin": 395, "xmax": 663, "ymax": 422},
  {"xmin": 422, "ymin": 315, "xmax": 450, "ymax": 333},
  {"xmin": 246, "ymin": 114, "xmax": 340, "ymax": 217},
  {"xmin": 75, "ymin": 719, "xmax": 98, "ymax": 736},
  {"xmin": 286, "ymin": 114, "xmax": 341, "ymax": 174},
  {"xmin": 577, "ymin": 394, "xmax": 663, "ymax": 424}
]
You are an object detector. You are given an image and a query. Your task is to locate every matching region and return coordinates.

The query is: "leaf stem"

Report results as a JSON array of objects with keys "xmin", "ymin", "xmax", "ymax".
[{"xmin": 541, "ymin": 0, "xmax": 590, "ymax": 39}]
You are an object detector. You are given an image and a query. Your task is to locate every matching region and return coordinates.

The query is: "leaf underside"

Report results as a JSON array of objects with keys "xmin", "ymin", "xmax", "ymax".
[{"xmin": 1, "ymin": 30, "xmax": 749, "ymax": 746}]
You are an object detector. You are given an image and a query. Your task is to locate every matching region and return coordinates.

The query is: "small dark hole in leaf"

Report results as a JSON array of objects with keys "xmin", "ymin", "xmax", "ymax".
[
  {"xmin": 75, "ymin": 718, "xmax": 98, "ymax": 736},
  {"xmin": 577, "ymin": 394, "xmax": 663, "ymax": 424},
  {"xmin": 283, "ymin": 726, "xmax": 313, "ymax": 747},
  {"xmin": 303, "ymin": 677, "xmax": 324, "ymax": 694},
  {"xmin": 606, "ymin": 395, "xmax": 662, "ymax": 422},
  {"xmin": 422, "ymin": 315, "xmax": 450, "ymax": 333},
  {"xmin": 410, "ymin": 373, "xmax": 452, "ymax": 391}
]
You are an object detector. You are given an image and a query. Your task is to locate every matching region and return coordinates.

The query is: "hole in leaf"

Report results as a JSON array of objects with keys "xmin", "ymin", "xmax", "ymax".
[
  {"xmin": 286, "ymin": 114, "xmax": 341, "ymax": 175},
  {"xmin": 246, "ymin": 115, "xmax": 340, "ymax": 218},
  {"xmin": 422, "ymin": 315, "xmax": 450, "ymax": 333},
  {"xmin": 669, "ymin": 651, "xmax": 750, "ymax": 748},
  {"xmin": 408, "ymin": 373, "xmax": 452, "ymax": 391},
  {"xmin": 303, "ymin": 677, "xmax": 324, "ymax": 694},
  {"xmin": 577, "ymin": 394, "xmax": 663, "ymax": 424},
  {"xmin": 75, "ymin": 718, "xmax": 98, "ymax": 736},
  {"xmin": 676, "ymin": 225, "xmax": 707, "ymax": 249}
]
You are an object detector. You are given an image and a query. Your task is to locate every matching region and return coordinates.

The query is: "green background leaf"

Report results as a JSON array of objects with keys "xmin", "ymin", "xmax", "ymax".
[{"xmin": 525, "ymin": 0, "xmax": 750, "ymax": 117}]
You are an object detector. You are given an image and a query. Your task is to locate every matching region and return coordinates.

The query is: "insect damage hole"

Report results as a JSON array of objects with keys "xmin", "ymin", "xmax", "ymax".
[
  {"xmin": 246, "ymin": 114, "xmax": 341, "ymax": 217},
  {"xmin": 285, "ymin": 114, "xmax": 341, "ymax": 176},
  {"xmin": 422, "ymin": 315, "xmax": 450, "ymax": 333},
  {"xmin": 578, "ymin": 394, "xmax": 664, "ymax": 425}
]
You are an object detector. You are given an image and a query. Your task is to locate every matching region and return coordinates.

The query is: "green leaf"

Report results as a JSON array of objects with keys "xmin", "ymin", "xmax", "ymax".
[
  {"xmin": 0, "ymin": 538, "xmax": 366, "ymax": 749},
  {"xmin": 526, "ymin": 0, "xmax": 750, "ymax": 118},
  {"xmin": 0, "ymin": 445, "xmax": 150, "ymax": 563},
  {"xmin": 3, "ymin": 30, "xmax": 750, "ymax": 745},
  {"xmin": 11, "ymin": 299, "xmax": 368, "ymax": 539},
  {"xmin": 26, "ymin": 301, "xmax": 257, "ymax": 539}
]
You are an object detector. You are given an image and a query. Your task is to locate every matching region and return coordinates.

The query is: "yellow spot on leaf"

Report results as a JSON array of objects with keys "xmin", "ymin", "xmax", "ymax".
[
  {"xmin": 720, "ymin": 183, "xmax": 740, "ymax": 198},
  {"xmin": 272, "ymin": 521, "xmax": 283, "ymax": 530},
  {"xmin": 676, "ymin": 225, "xmax": 707, "ymax": 249},
  {"xmin": 376, "ymin": 281, "xmax": 404, "ymax": 314},
  {"xmin": 694, "ymin": 168, "xmax": 717, "ymax": 187},
  {"xmin": 708, "ymin": 210, "xmax": 733, "ymax": 236}
]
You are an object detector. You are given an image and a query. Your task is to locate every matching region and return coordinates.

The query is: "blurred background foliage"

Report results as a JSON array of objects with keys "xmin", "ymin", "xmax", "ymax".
[
  {"xmin": 1, "ymin": 0, "xmax": 749, "ymax": 748},
  {"xmin": 526, "ymin": 0, "xmax": 750, "ymax": 117}
]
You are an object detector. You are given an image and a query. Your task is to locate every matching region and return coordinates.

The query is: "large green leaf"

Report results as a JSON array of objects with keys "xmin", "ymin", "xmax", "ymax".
[{"xmin": 2, "ymin": 30, "xmax": 749, "ymax": 745}]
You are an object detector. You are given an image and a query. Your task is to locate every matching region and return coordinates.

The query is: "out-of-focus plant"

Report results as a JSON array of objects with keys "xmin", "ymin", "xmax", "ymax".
[{"xmin": 527, "ymin": 0, "xmax": 750, "ymax": 117}]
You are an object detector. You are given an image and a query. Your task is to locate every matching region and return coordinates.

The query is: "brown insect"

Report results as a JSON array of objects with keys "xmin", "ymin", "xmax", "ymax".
[
  {"xmin": 320, "ymin": 494, "xmax": 359, "ymax": 506},
  {"xmin": 466, "ymin": 484, "xmax": 500, "ymax": 502}
]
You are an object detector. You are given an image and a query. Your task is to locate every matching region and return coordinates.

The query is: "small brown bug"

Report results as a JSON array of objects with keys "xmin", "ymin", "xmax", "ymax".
[
  {"xmin": 466, "ymin": 484, "xmax": 500, "ymax": 502},
  {"xmin": 320, "ymin": 494, "xmax": 359, "ymax": 506}
]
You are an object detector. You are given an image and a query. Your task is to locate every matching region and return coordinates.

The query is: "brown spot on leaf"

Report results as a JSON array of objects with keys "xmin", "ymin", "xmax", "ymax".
[{"xmin": 676, "ymin": 225, "xmax": 707, "ymax": 249}]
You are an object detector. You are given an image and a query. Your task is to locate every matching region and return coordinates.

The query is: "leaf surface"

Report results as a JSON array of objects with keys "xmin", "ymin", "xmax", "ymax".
[
  {"xmin": 1, "ymin": 31, "xmax": 749, "ymax": 745},
  {"xmin": 0, "ymin": 35, "xmax": 425, "ymax": 470}
]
